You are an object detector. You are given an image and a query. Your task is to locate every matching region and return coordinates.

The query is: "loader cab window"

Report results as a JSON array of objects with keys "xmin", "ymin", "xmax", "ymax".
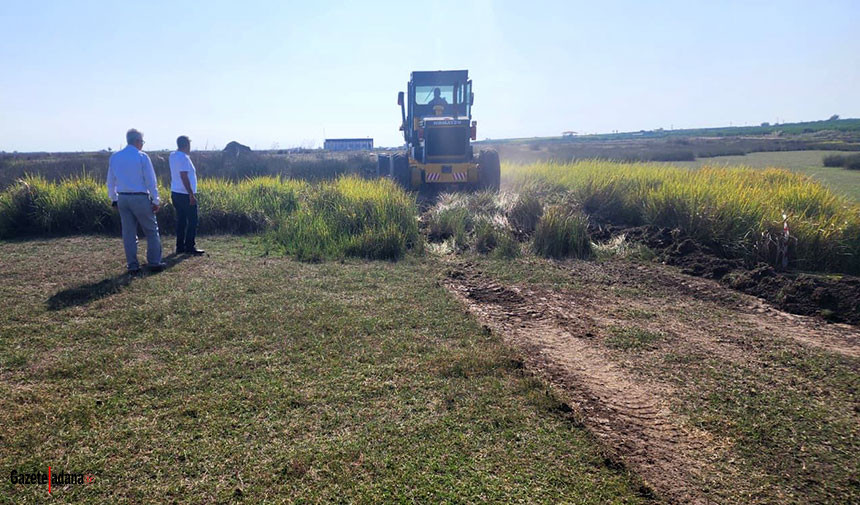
[{"xmin": 415, "ymin": 85, "xmax": 454, "ymax": 105}]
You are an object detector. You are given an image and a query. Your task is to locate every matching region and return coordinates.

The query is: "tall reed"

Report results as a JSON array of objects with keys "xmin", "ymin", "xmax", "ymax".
[
  {"xmin": 0, "ymin": 174, "xmax": 420, "ymax": 262},
  {"xmin": 505, "ymin": 161, "xmax": 860, "ymax": 273},
  {"xmin": 263, "ymin": 176, "xmax": 420, "ymax": 261}
]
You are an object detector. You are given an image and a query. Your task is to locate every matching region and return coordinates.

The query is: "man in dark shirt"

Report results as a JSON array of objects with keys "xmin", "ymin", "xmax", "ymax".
[{"xmin": 429, "ymin": 87, "xmax": 448, "ymax": 106}]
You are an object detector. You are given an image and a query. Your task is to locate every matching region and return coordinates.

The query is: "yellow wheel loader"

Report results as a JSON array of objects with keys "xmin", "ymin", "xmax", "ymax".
[{"xmin": 377, "ymin": 70, "xmax": 500, "ymax": 192}]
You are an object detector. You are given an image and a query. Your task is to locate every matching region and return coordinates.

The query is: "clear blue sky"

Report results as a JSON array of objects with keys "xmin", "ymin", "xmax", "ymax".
[{"xmin": 1, "ymin": 0, "xmax": 858, "ymax": 152}]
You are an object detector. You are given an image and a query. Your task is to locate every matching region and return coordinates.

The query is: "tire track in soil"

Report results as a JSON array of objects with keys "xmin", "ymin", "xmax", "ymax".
[{"xmin": 445, "ymin": 266, "xmax": 725, "ymax": 505}]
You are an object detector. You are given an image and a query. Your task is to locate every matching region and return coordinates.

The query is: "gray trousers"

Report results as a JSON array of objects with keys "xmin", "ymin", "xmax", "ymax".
[{"xmin": 117, "ymin": 194, "xmax": 162, "ymax": 270}]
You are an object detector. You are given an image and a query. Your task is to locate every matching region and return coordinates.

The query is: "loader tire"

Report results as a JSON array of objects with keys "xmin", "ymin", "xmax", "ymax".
[
  {"xmin": 392, "ymin": 154, "xmax": 411, "ymax": 189},
  {"xmin": 477, "ymin": 149, "xmax": 501, "ymax": 192}
]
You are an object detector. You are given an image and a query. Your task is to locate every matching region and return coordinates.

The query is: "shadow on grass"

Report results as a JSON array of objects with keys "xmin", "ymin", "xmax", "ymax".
[{"xmin": 46, "ymin": 253, "xmax": 189, "ymax": 310}]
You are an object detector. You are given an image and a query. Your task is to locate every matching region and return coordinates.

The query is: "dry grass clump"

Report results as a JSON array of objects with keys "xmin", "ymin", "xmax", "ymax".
[
  {"xmin": 506, "ymin": 191, "xmax": 543, "ymax": 236},
  {"xmin": 423, "ymin": 191, "xmax": 523, "ymax": 257},
  {"xmin": 532, "ymin": 206, "xmax": 592, "ymax": 259},
  {"xmin": 420, "ymin": 191, "xmax": 591, "ymax": 260}
]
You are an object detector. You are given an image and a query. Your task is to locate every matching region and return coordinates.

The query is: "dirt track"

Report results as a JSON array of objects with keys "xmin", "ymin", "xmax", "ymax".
[{"xmin": 444, "ymin": 258, "xmax": 859, "ymax": 504}]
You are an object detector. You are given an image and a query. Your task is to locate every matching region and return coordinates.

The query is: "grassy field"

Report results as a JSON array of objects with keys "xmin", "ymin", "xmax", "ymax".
[
  {"xmin": 0, "ymin": 236, "xmax": 649, "ymax": 504},
  {"xmin": 669, "ymin": 150, "xmax": 860, "ymax": 201},
  {"xmin": 466, "ymin": 253, "xmax": 860, "ymax": 504},
  {"xmin": 2, "ymin": 167, "xmax": 859, "ymax": 502}
]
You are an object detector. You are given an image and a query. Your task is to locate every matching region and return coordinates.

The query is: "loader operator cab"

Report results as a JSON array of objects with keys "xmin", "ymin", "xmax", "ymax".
[
  {"xmin": 409, "ymin": 78, "xmax": 471, "ymax": 122},
  {"xmin": 398, "ymin": 70, "xmax": 475, "ymax": 164}
]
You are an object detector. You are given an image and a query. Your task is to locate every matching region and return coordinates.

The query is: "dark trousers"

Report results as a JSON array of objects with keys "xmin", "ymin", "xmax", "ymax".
[{"xmin": 172, "ymin": 191, "xmax": 198, "ymax": 252}]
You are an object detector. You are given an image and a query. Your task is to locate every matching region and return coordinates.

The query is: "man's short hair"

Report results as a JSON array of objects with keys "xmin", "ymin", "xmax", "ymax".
[
  {"xmin": 126, "ymin": 129, "xmax": 143, "ymax": 144},
  {"xmin": 176, "ymin": 135, "xmax": 191, "ymax": 150}
]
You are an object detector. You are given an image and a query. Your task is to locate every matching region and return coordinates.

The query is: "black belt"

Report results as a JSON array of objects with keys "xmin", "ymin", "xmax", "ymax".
[{"xmin": 118, "ymin": 192, "xmax": 148, "ymax": 195}]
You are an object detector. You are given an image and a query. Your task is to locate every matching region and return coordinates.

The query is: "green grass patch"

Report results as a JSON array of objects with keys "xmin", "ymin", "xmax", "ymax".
[
  {"xmin": 669, "ymin": 349, "xmax": 860, "ymax": 504},
  {"xmin": 605, "ymin": 326, "xmax": 664, "ymax": 350},
  {"xmin": 0, "ymin": 236, "xmax": 648, "ymax": 504}
]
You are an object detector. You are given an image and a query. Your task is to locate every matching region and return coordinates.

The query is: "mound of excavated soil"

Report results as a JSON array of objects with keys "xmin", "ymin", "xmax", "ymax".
[
  {"xmin": 592, "ymin": 224, "xmax": 860, "ymax": 325},
  {"xmin": 726, "ymin": 266, "xmax": 860, "ymax": 324}
]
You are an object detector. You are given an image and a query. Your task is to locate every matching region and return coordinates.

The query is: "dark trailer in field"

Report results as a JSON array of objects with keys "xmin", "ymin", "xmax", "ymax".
[{"xmin": 324, "ymin": 138, "xmax": 374, "ymax": 151}]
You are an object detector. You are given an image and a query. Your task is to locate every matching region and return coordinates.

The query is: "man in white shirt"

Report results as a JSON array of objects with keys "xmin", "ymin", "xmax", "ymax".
[
  {"xmin": 169, "ymin": 135, "xmax": 204, "ymax": 255},
  {"xmin": 106, "ymin": 129, "xmax": 164, "ymax": 273}
]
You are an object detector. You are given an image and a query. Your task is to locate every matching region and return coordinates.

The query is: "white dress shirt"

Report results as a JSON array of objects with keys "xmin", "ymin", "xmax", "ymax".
[
  {"xmin": 106, "ymin": 144, "xmax": 160, "ymax": 204},
  {"xmin": 169, "ymin": 151, "xmax": 197, "ymax": 194}
]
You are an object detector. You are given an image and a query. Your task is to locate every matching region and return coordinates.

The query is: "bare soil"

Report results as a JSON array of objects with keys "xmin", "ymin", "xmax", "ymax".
[
  {"xmin": 443, "ymin": 257, "xmax": 859, "ymax": 504},
  {"xmin": 592, "ymin": 224, "xmax": 860, "ymax": 325}
]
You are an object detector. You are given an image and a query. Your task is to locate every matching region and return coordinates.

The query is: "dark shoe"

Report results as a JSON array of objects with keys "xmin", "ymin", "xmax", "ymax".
[
  {"xmin": 187, "ymin": 248, "xmax": 205, "ymax": 256},
  {"xmin": 175, "ymin": 248, "xmax": 187, "ymax": 255},
  {"xmin": 147, "ymin": 263, "xmax": 167, "ymax": 272}
]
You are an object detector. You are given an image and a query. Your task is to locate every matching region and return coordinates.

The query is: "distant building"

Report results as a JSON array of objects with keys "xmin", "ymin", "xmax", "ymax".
[{"xmin": 324, "ymin": 138, "xmax": 373, "ymax": 151}]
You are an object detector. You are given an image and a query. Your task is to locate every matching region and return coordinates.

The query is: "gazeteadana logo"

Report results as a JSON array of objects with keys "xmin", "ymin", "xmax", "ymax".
[{"xmin": 10, "ymin": 467, "xmax": 95, "ymax": 493}]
